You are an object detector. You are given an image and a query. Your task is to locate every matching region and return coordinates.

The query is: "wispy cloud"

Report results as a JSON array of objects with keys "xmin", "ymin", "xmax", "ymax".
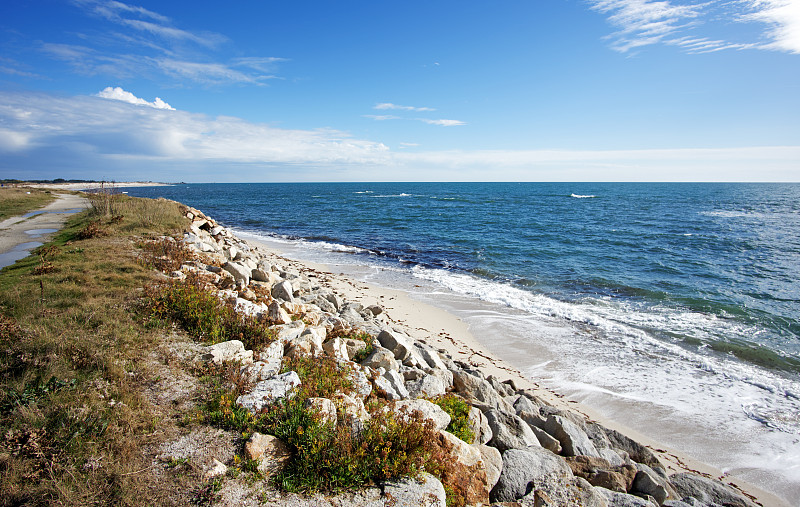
[
  {"xmin": 588, "ymin": 0, "xmax": 706, "ymax": 52},
  {"xmin": 588, "ymin": 0, "xmax": 800, "ymax": 54},
  {"xmin": 739, "ymin": 0, "xmax": 800, "ymax": 53},
  {"xmin": 33, "ymin": 1, "xmax": 285, "ymax": 86},
  {"xmin": 419, "ymin": 118, "xmax": 467, "ymax": 127},
  {"xmin": 96, "ymin": 86, "xmax": 174, "ymax": 110},
  {"xmin": 374, "ymin": 102, "xmax": 436, "ymax": 112},
  {"xmin": 363, "ymin": 114, "xmax": 403, "ymax": 121}
]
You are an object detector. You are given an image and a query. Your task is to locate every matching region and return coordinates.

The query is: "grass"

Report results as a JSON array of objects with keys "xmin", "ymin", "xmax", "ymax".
[
  {"xmin": 431, "ymin": 394, "xmax": 475, "ymax": 444},
  {"xmin": 0, "ymin": 187, "xmax": 56, "ymax": 220},
  {"xmin": 0, "ymin": 191, "xmax": 471, "ymax": 506},
  {"xmin": 0, "ymin": 193, "xmax": 193, "ymax": 505}
]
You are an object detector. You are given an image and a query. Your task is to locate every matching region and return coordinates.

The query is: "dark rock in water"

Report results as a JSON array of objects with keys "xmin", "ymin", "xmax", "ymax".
[
  {"xmin": 669, "ymin": 473, "xmax": 758, "ymax": 507},
  {"xmin": 490, "ymin": 447, "xmax": 574, "ymax": 502}
]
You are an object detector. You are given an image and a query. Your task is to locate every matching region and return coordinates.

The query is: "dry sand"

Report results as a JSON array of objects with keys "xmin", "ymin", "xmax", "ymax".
[{"xmin": 242, "ymin": 236, "xmax": 789, "ymax": 507}]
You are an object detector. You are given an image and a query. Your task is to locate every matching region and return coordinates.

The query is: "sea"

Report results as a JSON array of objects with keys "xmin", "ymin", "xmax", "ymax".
[{"xmin": 123, "ymin": 182, "xmax": 800, "ymax": 503}]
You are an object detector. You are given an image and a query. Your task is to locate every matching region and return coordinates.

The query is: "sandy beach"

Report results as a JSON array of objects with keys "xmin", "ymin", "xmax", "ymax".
[{"xmin": 238, "ymin": 233, "xmax": 790, "ymax": 507}]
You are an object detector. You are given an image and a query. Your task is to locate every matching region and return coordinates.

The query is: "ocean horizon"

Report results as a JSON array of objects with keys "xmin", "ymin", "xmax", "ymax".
[{"xmin": 123, "ymin": 181, "xmax": 800, "ymax": 503}]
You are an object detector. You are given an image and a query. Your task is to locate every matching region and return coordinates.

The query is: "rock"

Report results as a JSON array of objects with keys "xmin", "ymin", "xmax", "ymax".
[
  {"xmin": 366, "ymin": 304, "xmax": 383, "ymax": 316},
  {"xmin": 531, "ymin": 425, "xmax": 562, "ymax": 454},
  {"xmin": 488, "ymin": 376, "xmax": 515, "ymax": 397},
  {"xmin": 382, "ymin": 370, "xmax": 409, "ymax": 399},
  {"xmin": 361, "ymin": 347, "xmax": 399, "ymax": 371},
  {"xmin": 268, "ymin": 301, "xmax": 292, "ymax": 325},
  {"xmin": 304, "ymin": 397, "xmax": 337, "ymax": 425},
  {"xmin": 334, "ymin": 393, "xmax": 370, "ymax": 435},
  {"xmin": 202, "ymin": 340, "xmax": 253, "ymax": 365},
  {"xmin": 243, "ymin": 360, "xmax": 281, "ymax": 382},
  {"xmin": 598, "ymin": 488, "xmax": 659, "ymax": 506},
  {"xmin": 486, "ymin": 409, "xmax": 540, "ymax": 453},
  {"xmin": 669, "ymin": 473, "xmax": 757, "ymax": 507},
  {"xmin": 631, "ymin": 464, "xmax": 674, "ymax": 505},
  {"xmin": 322, "ymin": 337, "xmax": 349, "ymax": 360},
  {"xmin": 377, "ymin": 329, "xmax": 414, "ymax": 361},
  {"xmin": 204, "ymin": 458, "xmax": 227, "ymax": 479},
  {"xmin": 476, "ymin": 444, "xmax": 503, "ymax": 490},
  {"xmin": 223, "ymin": 261, "xmax": 250, "ymax": 285},
  {"xmin": 491, "ymin": 446, "xmax": 575, "ymax": 502},
  {"xmin": 373, "ymin": 375, "xmax": 403, "ymax": 400},
  {"xmin": 453, "ymin": 370, "xmax": 513, "ymax": 412},
  {"xmin": 339, "ymin": 306, "xmax": 364, "ymax": 327},
  {"xmin": 236, "ymin": 371, "xmax": 301, "ymax": 413},
  {"xmin": 346, "ymin": 365, "xmax": 372, "ymax": 399},
  {"xmin": 324, "ymin": 293, "xmax": 342, "ymax": 311},
  {"xmin": 436, "ymin": 430, "xmax": 490, "ymax": 505},
  {"xmin": 414, "ymin": 343, "xmax": 447, "ymax": 371},
  {"xmin": 342, "ymin": 338, "xmax": 367, "ymax": 359},
  {"xmin": 468, "ymin": 406, "xmax": 493, "ymax": 445},
  {"xmin": 395, "ymin": 399, "xmax": 451, "ymax": 431},
  {"xmin": 243, "ymin": 433, "xmax": 291, "ymax": 478},
  {"xmin": 544, "ymin": 415, "xmax": 601, "ymax": 458},
  {"xmin": 272, "ymin": 280, "xmax": 295, "ymax": 302},
  {"xmin": 603, "ymin": 427, "xmax": 661, "ymax": 467},
  {"xmin": 381, "ymin": 472, "xmax": 446, "ymax": 507},
  {"xmin": 285, "ymin": 327, "xmax": 325, "ymax": 357},
  {"xmin": 406, "ymin": 374, "xmax": 446, "ymax": 399}
]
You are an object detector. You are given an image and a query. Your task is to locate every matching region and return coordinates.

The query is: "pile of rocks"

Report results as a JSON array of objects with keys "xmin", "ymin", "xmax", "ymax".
[{"xmin": 167, "ymin": 206, "xmax": 759, "ymax": 507}]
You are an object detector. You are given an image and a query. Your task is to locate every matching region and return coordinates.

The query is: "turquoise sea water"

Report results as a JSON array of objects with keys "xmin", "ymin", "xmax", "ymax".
[{"xmin": 125, "ymin": 182, "xmax": 800, "ymax": 500}]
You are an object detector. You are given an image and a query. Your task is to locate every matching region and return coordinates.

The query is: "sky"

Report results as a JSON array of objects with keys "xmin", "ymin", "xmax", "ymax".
[{"xmin": 0, "ymin": 0, "xmax": 798, "ymax": 182}]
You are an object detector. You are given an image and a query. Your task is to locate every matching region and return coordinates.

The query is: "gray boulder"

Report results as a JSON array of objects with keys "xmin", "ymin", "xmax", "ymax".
[
  {"xmin": 362, "ymin": 347, "xmax": 399, "ymax": 371},
  {"xmin": 669, "ymin": 473, "xmax": 758, "ymax": 507},
  {"xmin": 468, "ymin": 406, "xmax": 493, "ymax": 445},
  {"xmin": 394, "ymin": 399, "xmax": 451, "ymax": 431},
  {"xmin": 223, "ymin": 261, "xmax": 250, "ymax": 285},
  {"xmin": 544, "ymin": 414, "xmax": 601, "ymax": 458},
  {"xmin": 272, "ymin": 280, "xmax": 295, "ymax": 302},
  {"xmin": 491, "ymin": 446, "xmax": 574, "ymax": 502},
  {"xmin": 377, "ymin": 329, "xmax": 414, "ymax": 361},
  {"xmin": 236, "ymin": 371, "xmax": 301, "ymax": 413},
  {"xmin": 598, "ymin": 488, "xmax": 659, "ymax": 506},
  {"xmin": 453, "ymin": 370, "xmax": 512, "ymax": 412},
  {"xmin": 603, "ymin": 426, "xmax": 662, "ymax": 467},
  {"xmin": 406, "ymin": 374, "xmax": 446, "ymax": 399},
  {"xmin": 476, "ymin": 443, "xmax": 503, "ymax": 490},
  {"xmin": 381, "ymin": 472, "xmax": 446, "ymax": 507},
  {"xmin": 486, "ymin": 409, "xmax": 540, "ymax": 453},
  {"xmin": 632, "ymin": 464, "xmax": 675, "ymax": 505},
  {"xmin": 382, "ymin": 370, "xmax": 409, "ymax": 399},
  {"xmin": 202, "ymin": 340, "xmax": 253, "ymax": 364}
]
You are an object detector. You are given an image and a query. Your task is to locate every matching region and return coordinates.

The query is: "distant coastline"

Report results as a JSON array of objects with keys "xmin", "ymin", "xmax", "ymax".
[{"xmin": 12, "ymin": 181, "xmax": 173, "ymax": 190}]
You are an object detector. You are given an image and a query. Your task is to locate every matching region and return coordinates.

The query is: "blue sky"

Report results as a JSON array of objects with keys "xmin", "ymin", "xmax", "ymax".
[{"xmin": 1, "ymin": 0, "xmax": 798, "ymax": 182}]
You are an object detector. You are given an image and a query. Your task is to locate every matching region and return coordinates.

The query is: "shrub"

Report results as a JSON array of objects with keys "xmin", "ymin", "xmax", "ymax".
[
  {"xmin": 431, "ymin": 394, "xmax": 474, "ymax": 444},
  {"xmin": 143, "ymin": 274, "xmax": 275, "ymax": 349},
  {"xmin": 137, "ymin": 236, "xmax": 194, "ymax": 273},
  {"xmin": 76, "ymin": 220, "xmax": 105, "ymax": 240}
]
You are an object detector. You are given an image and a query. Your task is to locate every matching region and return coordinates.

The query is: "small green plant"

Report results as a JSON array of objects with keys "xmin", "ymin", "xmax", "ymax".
[
  {"xmin": 191, "ymin": 476, "xmax": 223, "ymax": 506},
  {"xmin": 431, "ymin": 394, "xmax": 474, "ymax": 444},
  {"xmin": 143, "ymin": 274, "xmax": 275, "ymax": 349},
  {"xmin": 347, "ymin": 332, "xmax": 375, "ymax": 363},
  {"xmin": 1, "ymin": 375, "xmax": 76, "ymax": 414}
]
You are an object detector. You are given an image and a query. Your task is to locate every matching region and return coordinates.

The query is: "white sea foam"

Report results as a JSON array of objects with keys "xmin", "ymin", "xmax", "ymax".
[{"xmin": 571, "ymin": 193, "xmax": 596, "ymax": 198}]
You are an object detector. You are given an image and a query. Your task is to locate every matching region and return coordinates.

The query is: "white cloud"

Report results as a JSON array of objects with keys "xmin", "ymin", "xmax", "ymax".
[
  {"xmin": 1, "ymin": 90, "xmax": 795, "ymax": 182},
  {"xmin": 589, "ymin": 0, "xmax": 800, "ymax": 54},
  {"xmin": 96, "ymin": 86, "xmax": 175, "ymax": 110},
  {"xmin": 0, "ymin": 91, "xmax": 390, "ymax": 166},
  {"xmin": 419, "ymin": 119, "xmax": 467, "ymax": 127},
  {"xmin": 363, "ymin": 114, "xmax": 403, "ymax": 121},
  {"xmin": 740, "ymin": 0, "xmax": 800, "ymax": 53},
  {"xmin": 375, "ymin": 102, "xmax": 436, "ymax": 112},
  {"xmin": 157, "ymin": 59, "xmax": 276, "ymax": 85}
]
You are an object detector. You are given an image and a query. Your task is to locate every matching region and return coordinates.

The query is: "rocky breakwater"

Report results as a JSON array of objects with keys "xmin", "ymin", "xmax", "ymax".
[{"xmin": 170, "ymin": 206, "xmax": 762, "ymax": 507}]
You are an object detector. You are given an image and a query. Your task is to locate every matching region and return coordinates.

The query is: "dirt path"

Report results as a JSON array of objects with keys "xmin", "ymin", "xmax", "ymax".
[{"xmin": 0, "ymin": 193, "xmax": 89, "ymax": 269}]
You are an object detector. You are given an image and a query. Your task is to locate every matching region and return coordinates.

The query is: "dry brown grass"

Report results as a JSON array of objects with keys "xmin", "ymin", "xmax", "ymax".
[{"xmin": 0, "ymin": 187, "xmax": 56, "ymax": 220}]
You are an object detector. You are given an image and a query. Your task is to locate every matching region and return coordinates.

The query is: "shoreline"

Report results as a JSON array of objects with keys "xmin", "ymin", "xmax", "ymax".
[
  {"xmin": 238, "ymin": 233, "xmax": 790, "ymax": 507},
  {"xmin": 21, "ymin": 181, "xmax": 171, "ymax": 191}
]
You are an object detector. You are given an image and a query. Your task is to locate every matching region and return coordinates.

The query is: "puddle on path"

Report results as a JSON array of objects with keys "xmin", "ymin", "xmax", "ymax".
[
  {"xmin": 0, "ymin": 241, "xmax": 44, "ymax": 270},
  {"xmin": 24, "ymin": 228, "xmax": 59, "ymax": 237}
]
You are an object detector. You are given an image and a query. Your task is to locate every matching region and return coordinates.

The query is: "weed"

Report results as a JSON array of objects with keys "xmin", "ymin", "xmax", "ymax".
[
  {"xmin": 77, "ymin": 220, "xmax": 105, "ymax": 240},
  {"xmin": 191, "ymin": 476, "xmax": 223, "ymax": 505},
  {"xmin": 143, "ymin": 274, "xmax": 275, "ymax": 349},
  {"xmin": 138, "ymin": 236, "xmax": 194, "ymax": 273},
  {"xmin": 347, "ymin": 332, "xmax": 375, "ymax": 363},
  {"xmin": 430, "ymin": 394, "xmax": 474, "ymax": 444},
  {"xmin": 1, "ymin": 375, "xmax": 76, "ymax": 413}
]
